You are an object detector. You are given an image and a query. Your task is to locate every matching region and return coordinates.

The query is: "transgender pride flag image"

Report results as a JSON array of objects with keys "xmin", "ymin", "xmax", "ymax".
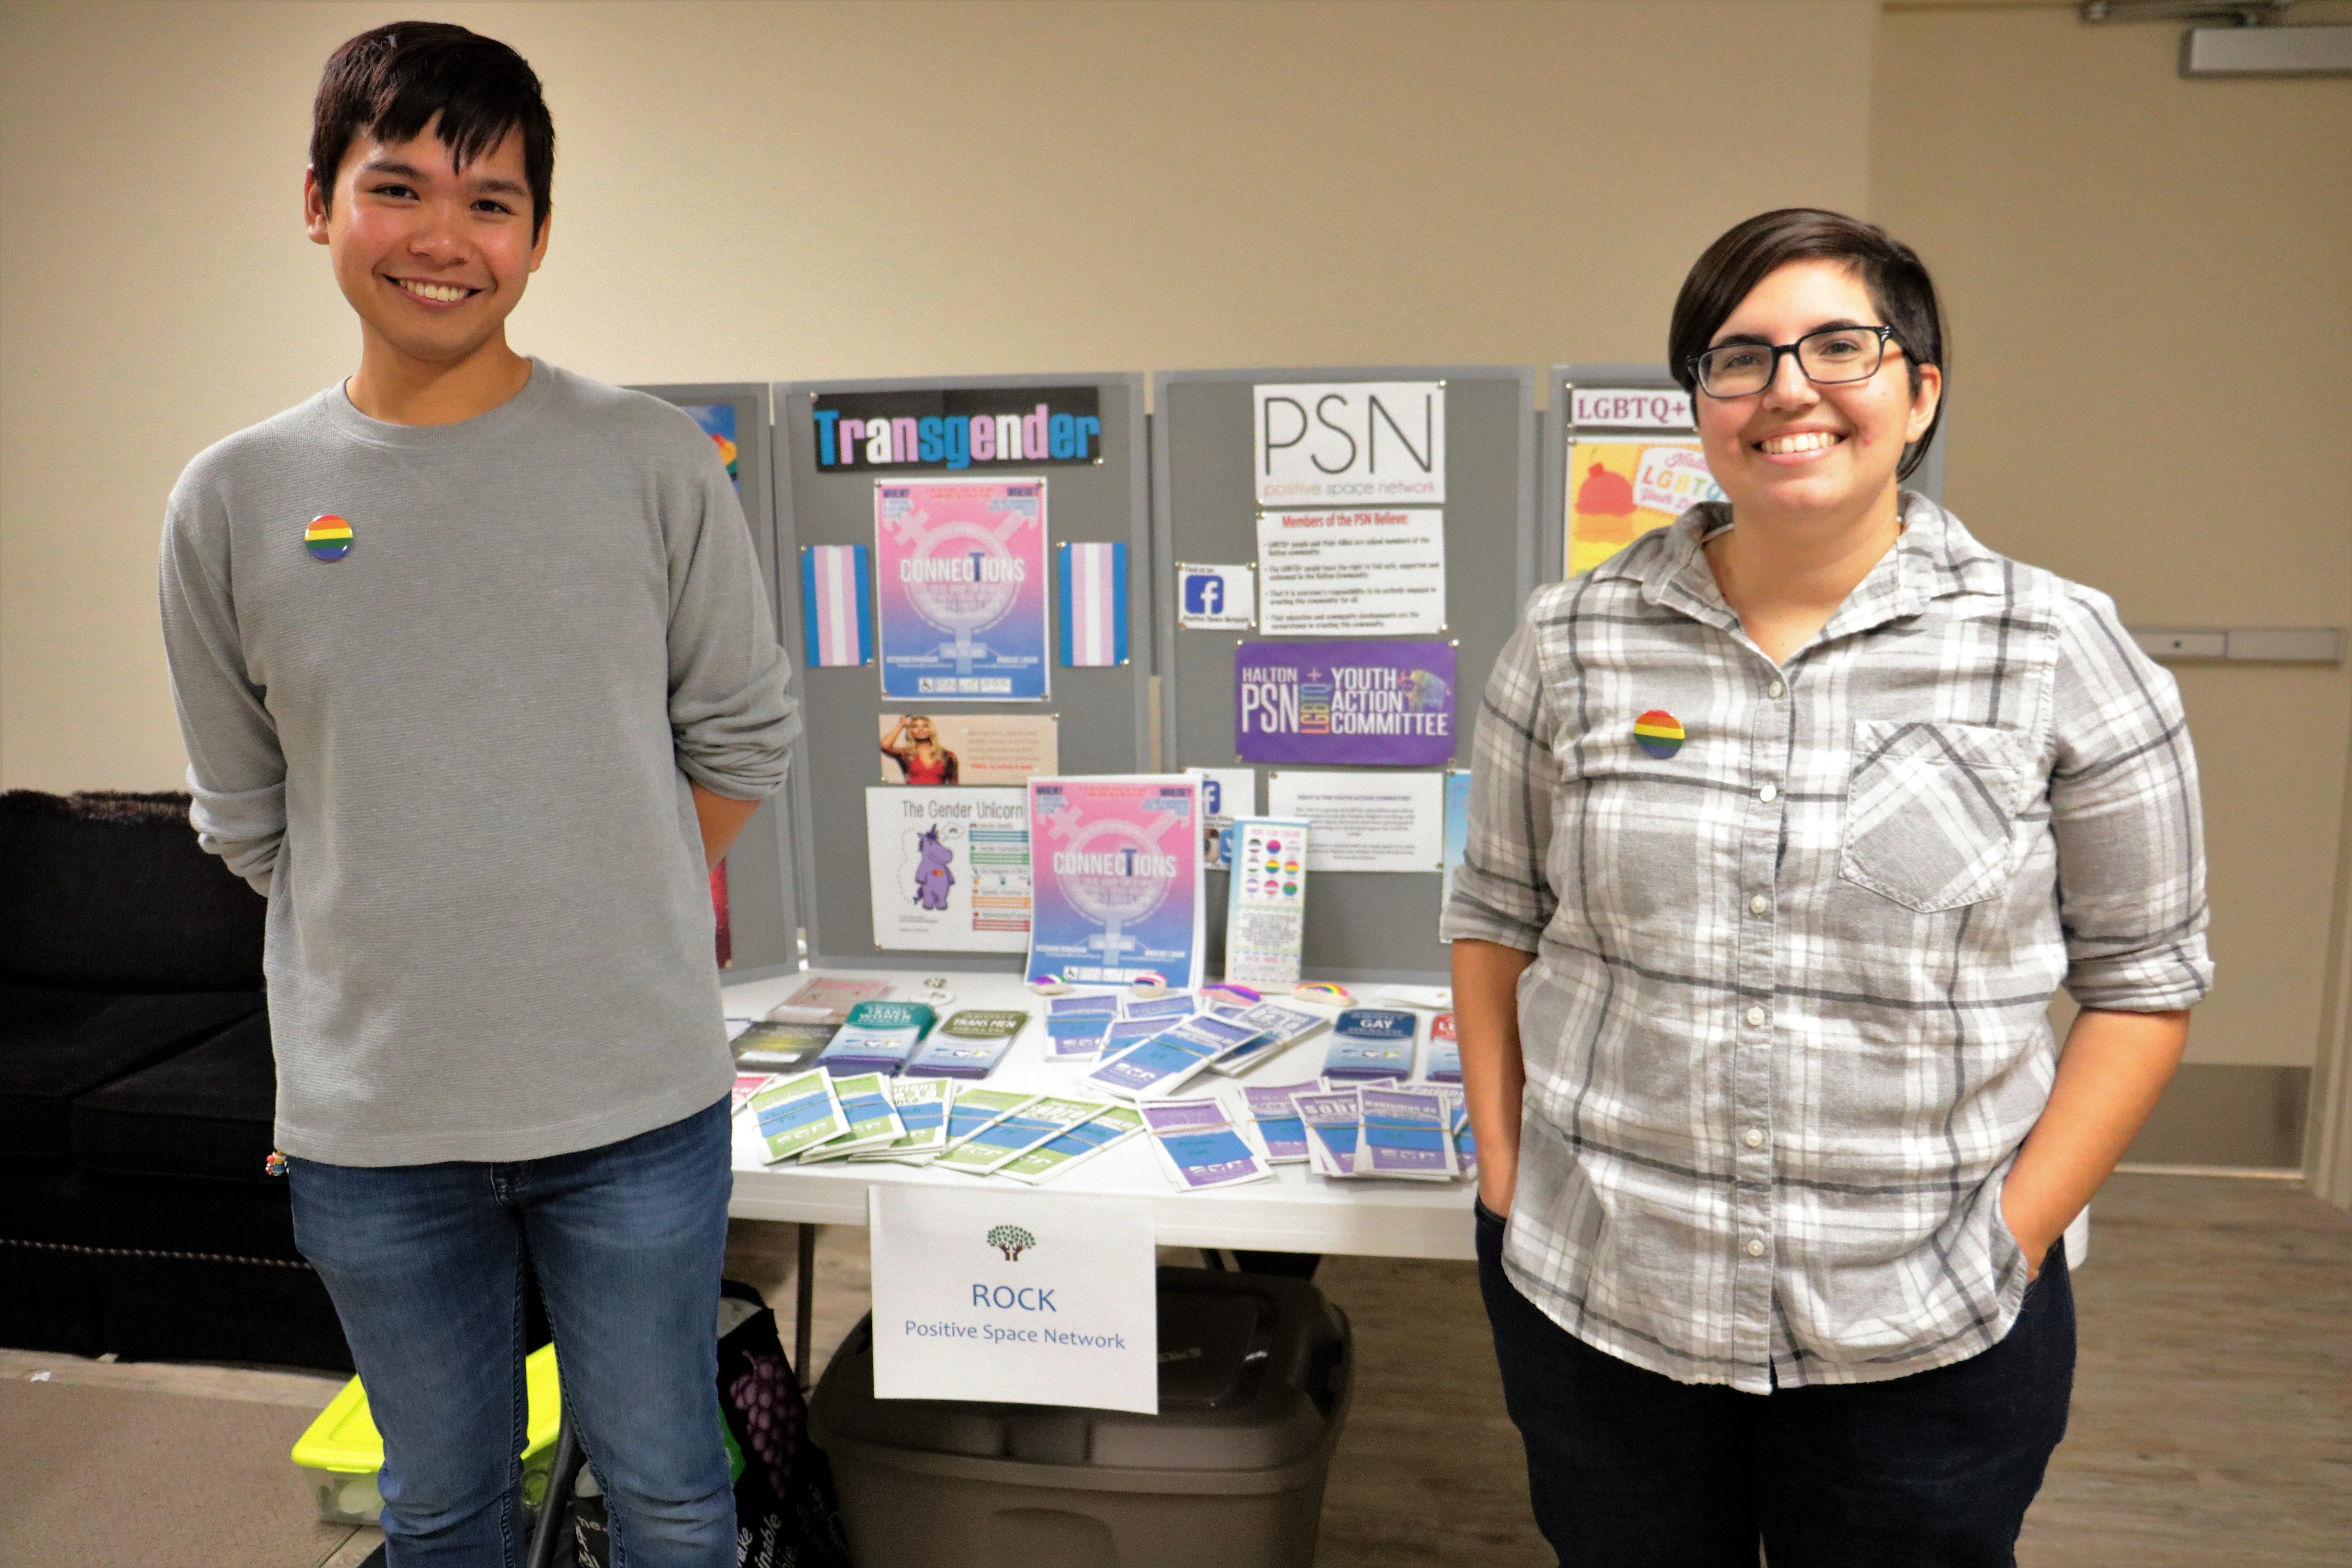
[
  {"xmin": 1057, "ymin": 541, "xmax": 1128, "ymax": 667},
  {"xmin": 800, "ymin": 544, "xmax": 873, "ymax": 667}
]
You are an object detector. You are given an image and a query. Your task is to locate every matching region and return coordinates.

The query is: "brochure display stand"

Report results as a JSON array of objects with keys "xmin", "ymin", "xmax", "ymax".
[
  {"xmin": 1151, "ymin": 367, "xmax": 1536, "ymax": 984},
  {"xmin": 632, "ymin": 381, "xmax": 800, "ymax": 980},
  {"xmin": 774, "ymin": 374, "xmax": 1153, "ymax": 972}
]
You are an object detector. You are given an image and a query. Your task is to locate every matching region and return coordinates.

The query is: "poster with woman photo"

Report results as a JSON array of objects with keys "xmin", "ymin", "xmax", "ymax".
[{"xmin": 878, "ymin": 714, "xmax": 1059, "ymax": 786}]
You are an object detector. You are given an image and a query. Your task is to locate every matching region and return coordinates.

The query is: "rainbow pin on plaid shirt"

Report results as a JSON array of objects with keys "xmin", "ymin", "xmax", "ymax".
[
  {"xmin": 1633, "ymin": 709, "xmax": 1685, "ymax": 759},
  {"xmin": 304, "ymin": 514, "xmax": 353, "ymax": 562}
]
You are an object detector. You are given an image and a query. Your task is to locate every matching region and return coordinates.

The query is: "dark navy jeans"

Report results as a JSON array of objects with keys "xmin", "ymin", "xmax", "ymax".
[
  {"xmin": 290, "ymin": 1100, "xmax": 736, "ymax": 1568},
  {"xmin": 1475, "ymin": 1198, "xmax": 2073, "ymax": 1568}
]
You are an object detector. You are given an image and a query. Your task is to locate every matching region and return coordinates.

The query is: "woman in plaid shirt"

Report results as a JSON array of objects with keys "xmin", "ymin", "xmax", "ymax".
[{"xmin": 1445, "ymin": 209, "xmax": 2209, "ymax": 1566}]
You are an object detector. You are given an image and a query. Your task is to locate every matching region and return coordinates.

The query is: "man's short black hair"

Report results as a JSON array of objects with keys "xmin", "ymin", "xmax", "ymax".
[
  {"xmin": 311, "ymin": 22, "xmax": 554, "ymax": 237},
  {"xmin": 1668, "ymin": 209, "xmax": 1946, "ymax": 482}
]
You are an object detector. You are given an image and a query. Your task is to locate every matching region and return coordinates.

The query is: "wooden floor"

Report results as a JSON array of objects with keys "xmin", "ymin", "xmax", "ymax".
[
  {"xmin": 4, "ymin": 1172, "xmax": 2341, "ymax": 1566},
  {"xmin": 726, "ymin": 1172, "xmax": 2352, "ymax": 1567}
]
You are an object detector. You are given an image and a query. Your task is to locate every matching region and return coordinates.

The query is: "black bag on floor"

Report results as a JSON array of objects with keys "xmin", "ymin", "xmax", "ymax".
[{"xmin": 572, "ymin": 1281, "xmax": 855, "ymax": 1568}]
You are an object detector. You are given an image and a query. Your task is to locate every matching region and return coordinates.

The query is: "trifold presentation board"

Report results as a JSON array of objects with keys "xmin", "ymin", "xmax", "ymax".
[
  {"xmin": 1542, "ymin": 363, "xmax": 1945, "ymax": 583},
  {"xmin": 774, "ymin": 374, "xmax": 1153, "ymax": 972},
  {"xmin": 631, "ymin": 381, "xmax": 800, "ymax": 980},
  {"xmin": 1154, "ymin": 367, "xmax": 1536, "ymax": 985}
]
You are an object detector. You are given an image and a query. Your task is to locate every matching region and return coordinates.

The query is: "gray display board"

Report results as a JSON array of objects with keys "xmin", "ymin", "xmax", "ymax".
[
  {"xmin": 775, "ymin": 374, "xmax": 1152, "ymax": 973},
  {"xmin": 631, "ymin": 381, "xmax": 800, "ymax": 981},
  {"xmin": 1152, "ymin": 367, "xmax": 1536, "ymax": 985},
  {"xmin": 1543, "ymin": 363, "xmax": 1945, "ymax": 583}
]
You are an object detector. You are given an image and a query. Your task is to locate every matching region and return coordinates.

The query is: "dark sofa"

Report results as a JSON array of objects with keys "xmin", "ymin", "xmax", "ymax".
[{"xmin": 0, "ymin": 789, "xmax": 352, "ymax": 1372}]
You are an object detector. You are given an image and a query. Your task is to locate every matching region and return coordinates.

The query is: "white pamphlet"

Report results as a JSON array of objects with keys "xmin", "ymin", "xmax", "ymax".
[{"xmin": 1267, "ymin": 771, "xmax": 1446, "ymax": 873}]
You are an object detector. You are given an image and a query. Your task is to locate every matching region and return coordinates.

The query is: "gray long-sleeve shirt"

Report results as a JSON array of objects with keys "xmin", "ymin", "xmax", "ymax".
[{"xmin": 159, "ymin": 362, "xmax": 799, "ymax": 1165}]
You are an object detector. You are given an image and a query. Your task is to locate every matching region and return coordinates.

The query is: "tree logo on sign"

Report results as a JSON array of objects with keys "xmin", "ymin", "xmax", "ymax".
[{"xmin": 986, "ymin": 1225, "xmax": 1036, "ymax": 1261}]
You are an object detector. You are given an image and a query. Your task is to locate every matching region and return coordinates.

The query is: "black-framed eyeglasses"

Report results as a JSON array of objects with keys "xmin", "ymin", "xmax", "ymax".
[{"xmin": 1688, "ymin": 325, "xmax": 1901, "ymax": 399}]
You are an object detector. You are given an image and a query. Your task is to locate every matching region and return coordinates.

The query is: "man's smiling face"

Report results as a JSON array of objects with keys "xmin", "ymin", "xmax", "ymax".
[{"xmin": 304, "ymin": 116, "xmax": 547, "ymax": 369}]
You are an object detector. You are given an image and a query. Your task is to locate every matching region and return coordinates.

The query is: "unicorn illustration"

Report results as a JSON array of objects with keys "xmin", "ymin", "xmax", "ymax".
[{"xmin": 913, "ymin": 826, "xmax": 956, "ymax": 910}]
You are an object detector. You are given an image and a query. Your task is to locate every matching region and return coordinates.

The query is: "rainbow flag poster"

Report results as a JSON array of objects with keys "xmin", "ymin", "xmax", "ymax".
[
  {"xmin": 1633, "ymin": 710, "xmax": 1685, "ymax": 760},
  {"xmin": 304, "ymin": 514, "xmax": 353, "ymax": 562}
]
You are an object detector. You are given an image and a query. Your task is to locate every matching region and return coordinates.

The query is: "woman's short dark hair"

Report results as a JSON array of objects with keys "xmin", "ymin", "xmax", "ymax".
[
  {"xmin": 311, "ymin": 22, "xmax": 555, "ymax": 238},
  {"xmin": 1668, "ymin": 209, "xmax": 1945, "ymax": 481}
]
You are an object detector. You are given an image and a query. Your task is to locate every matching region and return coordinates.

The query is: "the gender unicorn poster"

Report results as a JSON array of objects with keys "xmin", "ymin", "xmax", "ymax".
[
  {"xmin": 1025, "ymin": 776, "xmax": 1205, "ymax": 989},
  {"xmin": 873, "ymin": 479, "xmax": 1050, "ymax": 701},
  {"xmin": 864, "ymin": 787, "xmax": 1030, "ymax": 952}
]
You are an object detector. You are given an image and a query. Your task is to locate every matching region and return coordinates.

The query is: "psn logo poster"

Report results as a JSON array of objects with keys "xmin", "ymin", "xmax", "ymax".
[
  {"xmin": 1177, "ymin": 563, "xmax": 1254, "ymax": 630},
  {"xmin": 1026, "ymin": 776, "xmax": 1205, "ymax": 990},
  {"xmin": 875, "ymin": 480, "xmax": 1050, "ymax": 700}
]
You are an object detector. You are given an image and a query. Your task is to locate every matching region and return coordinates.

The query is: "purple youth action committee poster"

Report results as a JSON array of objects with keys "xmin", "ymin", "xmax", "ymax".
[{"xmin": 1234, "ymin": 639, "xmax": 1456, "ymax": 766}]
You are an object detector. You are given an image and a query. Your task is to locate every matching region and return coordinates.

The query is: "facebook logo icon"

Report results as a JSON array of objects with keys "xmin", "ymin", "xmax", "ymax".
[
  {"xmin": 1183, "ymin": 573, "xmax": 1223, "ymax": 617},
  {"xmin": 1180, "ymin": 566, "xmax": 1247, "ymax": 626}
]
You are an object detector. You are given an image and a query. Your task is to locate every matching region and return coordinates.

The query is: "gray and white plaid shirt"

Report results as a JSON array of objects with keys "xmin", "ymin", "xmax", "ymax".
[{"xmin": 1442, "ymin": 494, "xmax": 2210, "ymax": 1392}]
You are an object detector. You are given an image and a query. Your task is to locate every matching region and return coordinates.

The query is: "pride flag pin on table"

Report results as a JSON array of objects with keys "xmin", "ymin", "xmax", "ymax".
[
  {"xmin": 1127, "ymin": 973, "xmax": 1171, "ymax": 1000},
  {"xmin": 1027, "ymin": 975, "xmax": 1070, "ymax": 996},
  {"xmin": 1292, "ymin": 982, "xmax": 1352, "ymax": 1006}
]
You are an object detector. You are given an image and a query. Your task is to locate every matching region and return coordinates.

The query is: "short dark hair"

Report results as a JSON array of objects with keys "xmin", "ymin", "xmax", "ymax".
[
  {"xmin": 310, "ymin": 22, "xmax": 554, "ymax": 237},
  {"xmin": 1668, "ymin": 209, "xmax": 1945, "ymax": 481}
]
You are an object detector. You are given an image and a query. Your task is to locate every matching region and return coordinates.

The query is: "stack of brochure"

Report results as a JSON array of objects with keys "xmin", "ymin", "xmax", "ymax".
[
  {"xmin": 1424, "ymin": 1013, "xmax": 1461, "ymax": 1083},
  {"xmin": 1142, "ymin": 1098, "xmax": 1272, "ymax": 1190},
  {"xmin": 1080, "ymin": 1011, "xmax": 1269, "ymax": 1100},
  {"xmin": 1291, "ymin": 1082, "xmax": 1462, "ymax": 1180},
  {"xmin": 1242, "ymin": 1082, "xmax": 1319, "ymax": 1163},
  {"xmin": 935, "ymin": 1095, "xmax": 1113, "ymax": 1176},
  {"xmin": 1323, "ymin": 1008, "xmax": 1421, "ymax": 1080},
  {"xmin": 815, "ymin": 1000, "xmax": 937, "ymax": 1076},
  {"xmin": 849, "ymin": 1078, "xmax": 957, "ymax": 1165},
  {"xmin": 765, "ymin": 975, "xmax": 893, "ymax": 1024},
  {"xmin": 730, "ymin": 1018, "xmax": 838, "ymax": 1074},
  {"xmin": 798, "ymin": 1072, "xmax": 907, "ymax": 1163},
  {"xmin": 746, "ymin": 1070, "xmax": 851, "ymax": 1164},
  {"xmin": 1206, "ymin": 1002, "xmax": 1327, "ymax": 1077},
  {"xmin": 1044, "ymin": 994, "xmax": 1120, "ymax": 1061},
  {"xmin": 907, "ymin": 1008, "xmax": 1029, "ymax": 1079},
  {"xmin": 996, "ymin": 1103, "xmax": 1146, "ymax": 1184}
]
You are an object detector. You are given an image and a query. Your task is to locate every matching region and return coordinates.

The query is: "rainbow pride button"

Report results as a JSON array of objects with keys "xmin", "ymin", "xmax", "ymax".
[
  {"xmin": 304, "ymin": 514, "xmax": 353, "ymax": 562},
  {"xmin": 1634, "ymin": 709, "xmax": 1685, "ymax": 759}
]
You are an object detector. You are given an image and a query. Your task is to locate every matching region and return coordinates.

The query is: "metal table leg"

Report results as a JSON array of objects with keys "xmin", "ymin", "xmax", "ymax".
[
  {"xmin": 526, "ymin": 1405, "xmax": 584, "ymax": 1568},
  {"xmin": 795, "ymin": 1221, "xmax": 817, "ymax": 1388}
]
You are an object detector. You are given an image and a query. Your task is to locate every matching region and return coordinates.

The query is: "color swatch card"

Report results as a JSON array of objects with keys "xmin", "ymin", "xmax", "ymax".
[
  {"xmin": 1243, "ymin": 1082, "xmax": 1317, "ymax": 1163},
  {"xmin": 1222, "ymin": 817, "xmax": 1309, "ymax": 988},
  {"xmin": 817, "ymin": 1000, "xmax": 937, "ymax": 1076},
  {"xmin": 801, "ymin": 1072, "xmax": 906, "ymax": 1161},
  {"xmin": 1142, "ymin": 1098, "xmax": 1271, "ymax": 1190},
  {"xmin": 1359, "ymin": 1087, "xmax": 1458, "ymax": 1180},
  {"xmin": 1082, "ymin": 1012, "xmax": 1267, "ymax": 1101},
  {"xmin": 1027, "ymin": 775, "xmax": 1205, "ymax": 989},
  {"xmin": 907, "ymin": 1009, "xmax": 1029, "ymax": 1078},
  {"xmin": 1206, "ymin": 1001, "xmax": 1327, "ymax": 1077},
  {"xmin": 850, "ymin": 1079, "xmax": 957, "ymax": 1164},
  {"xmin": 875, "ymin": 479, "xmax": 1049, "ymax": 701},
  {"xmin": 934, "ymin": 1095, "xmax": 1110, "ymax": 1176},
  {"xmin": 1424, "ymin": 1013, "xmax": 1461, "ymax": 1083},
  {"xmin": 942, "ymin": 1087, "xmax": 1042, "ymax": 1150},
  {"xmin": 749, "ymin": 1071, "xmax": 849, "ymax": 1164},
  {"xmin": 731, "ymin": 1020, "xmax": 838, "ymax": 1073},
  {"xmin": 998, "ymin": 1104, "xmax": 1146, "ymax": 1185},
  {"xmin": 1323, "ymin": 1009, "xmax": 1419, "ymax": 1080}
]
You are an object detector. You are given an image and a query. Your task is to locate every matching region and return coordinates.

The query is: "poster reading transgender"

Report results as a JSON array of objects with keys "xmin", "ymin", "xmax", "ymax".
[
  {"xmin": 1026, "ymin": 776, "xmax": 1205, "ymax": 990},
  {"xmin": 874, "ymin": 479, "xmax": 1049, "ymax": 701},
  {"xmin": 1235, "ymin": 639, "xmax": 1456, "ymax": 766}
]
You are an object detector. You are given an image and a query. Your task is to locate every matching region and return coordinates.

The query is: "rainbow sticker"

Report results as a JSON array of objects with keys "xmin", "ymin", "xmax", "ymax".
[
  {"xmin": 1634, "ymin": 709, "xmax": 1685, "ymax": 760},
  {"xmin": 304, "ymin": 514, "xmax": 353, "ymax": 563}
]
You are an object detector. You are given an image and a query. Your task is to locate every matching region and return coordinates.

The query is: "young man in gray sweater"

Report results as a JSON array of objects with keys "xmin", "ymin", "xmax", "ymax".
[{"xmin": 158, "ymin": 24, "xmax": 794, "ymax": 1565}]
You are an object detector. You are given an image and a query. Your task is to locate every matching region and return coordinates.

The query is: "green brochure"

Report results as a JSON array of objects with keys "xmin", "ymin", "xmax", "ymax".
[
  {"xmin": 748, "ymin": 1070, "xmax": 847, "ymax": 1164},
  {"xmin": 999, "ymin": 1104, "xmax": 1146, "ymax": 1184}
]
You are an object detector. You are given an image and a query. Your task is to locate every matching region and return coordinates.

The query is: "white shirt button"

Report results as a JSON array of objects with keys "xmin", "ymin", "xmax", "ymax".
[
  {"xmin": 1744, "ymin": 1005, "xmax": 1768, "ymax": 1027},
  {"xmin": 1758, "ymin": 782, "xmax": 1780, "ymax": 803},
  {"xmin": 1744, "ymin": 1127, "xmax": 1766, "ymax": 1148},
  {"xmin": 1767, "ymin": 679, "xmax": 1786, "ymax": 699},
  {"xmin": 1748, "ymin": 894, "xmax": 1770, "ymax": 915},
  {"xmin": 1745, "ymin": 1237, "xmax": 1768, "ymax": 1257}
]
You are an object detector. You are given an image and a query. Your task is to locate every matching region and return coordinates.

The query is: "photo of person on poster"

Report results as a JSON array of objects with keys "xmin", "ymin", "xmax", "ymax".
[{"xmin": 881, "ymin": 714, "xmax": 960, "ymax": 785}]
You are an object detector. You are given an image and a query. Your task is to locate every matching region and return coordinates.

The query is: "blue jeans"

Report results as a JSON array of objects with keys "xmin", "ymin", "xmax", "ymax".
[
  {"xmin": 290, "ymin": 1100, "xmax": 736, "ymax": 1568},
  {"xmin": 1475, "ymin": 1198, "xmax": 2073, "ymax": 1567}
]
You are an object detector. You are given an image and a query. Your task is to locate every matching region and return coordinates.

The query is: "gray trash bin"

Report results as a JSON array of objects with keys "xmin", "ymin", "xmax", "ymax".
[{"xmin": 809, "ymin": 1265, "xmax": 1352, "ymax": 1568}]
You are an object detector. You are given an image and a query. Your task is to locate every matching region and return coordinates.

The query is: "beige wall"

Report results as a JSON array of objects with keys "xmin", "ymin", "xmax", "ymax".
[
  {"xmin": 3, "ymin": 1, "xmax": 2345, "ymax": 1070},
  {"xmin": 1872, "ymin": 4, "xmax": 2352, "ymax": 1068}
]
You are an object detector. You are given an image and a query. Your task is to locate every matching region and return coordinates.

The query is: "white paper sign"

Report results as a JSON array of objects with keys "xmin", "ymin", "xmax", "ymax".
[
  {"xmin": 1184, "ymin": 766, "xmax": 1257, "ymax": 869},
  {"xmin": 1256, "ymin": 508, "xmax": 1446, "ymax": 636},
  {"xmin": 1254, "ymin": 382, "xmax": 1445, "ymax": 506},
  {"xmin": 1267, "ymin": 770, "xmax": 1446, "ymax": 873},
  {"xmin": 869, "ymin": 1185, "xmax": 1158, "ymax": 1413},
  {"xmin": 865, "ymin": 787, "xmax": 1031, "ymax": 951},
  {"xmin": 1177, "ymin": 563, "xmax": 1256, "ymax": 630},
  {"xmin": 1570, "ymin": 386, "xmax": 1694, "ymax": 430}
]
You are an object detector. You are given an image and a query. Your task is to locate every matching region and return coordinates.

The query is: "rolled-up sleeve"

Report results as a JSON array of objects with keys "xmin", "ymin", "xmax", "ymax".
[
  {"xmin": 158, "ymin": 487, "xmax": 285, "ymax": 895},
  {"xmin": 2048, "ymin": 588, "xmax": 2213, "ymax": 1011},
  {"xmin": 665, "ymin": 449, "xmax": 799, "ymax": 800},
  {"xmin": 1440, "ymin": 599, "xmax": 1560, "ymax": 953}
]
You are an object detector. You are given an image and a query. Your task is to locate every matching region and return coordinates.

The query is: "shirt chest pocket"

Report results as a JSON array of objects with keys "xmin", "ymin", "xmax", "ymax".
[{"xmin": 1839, "ymin": 720, "xmax": 2023, "ymax": 913}]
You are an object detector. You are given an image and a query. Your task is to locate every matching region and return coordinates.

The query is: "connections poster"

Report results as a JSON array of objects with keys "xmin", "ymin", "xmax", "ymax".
[
  {"xmin": 875, "ymin": 479, "xmax": 1049, "ymax": 700},
  {"xmin": 1026, "ymin": 776, "xmax": 1204, "ymax": 989}
]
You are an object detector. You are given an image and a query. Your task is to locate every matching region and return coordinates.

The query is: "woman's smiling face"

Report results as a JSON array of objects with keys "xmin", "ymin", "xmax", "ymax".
[{"xmin": 1692, "ymin": 258, "xmax": 1941, "ymax": 527}]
